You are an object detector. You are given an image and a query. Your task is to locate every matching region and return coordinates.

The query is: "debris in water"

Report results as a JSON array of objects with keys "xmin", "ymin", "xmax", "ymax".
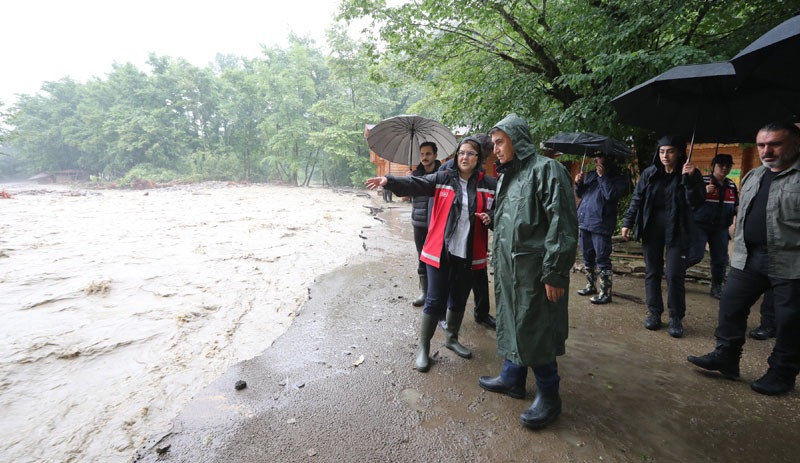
[{"xmin": 353, "ymin": 355, "xmax": 365, "ymax": 366}]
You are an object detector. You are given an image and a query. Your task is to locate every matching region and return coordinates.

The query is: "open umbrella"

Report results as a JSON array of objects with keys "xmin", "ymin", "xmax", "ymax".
[
  {"xmin": 609, "ymin": 61, "xmax": 800, "ymax": 149},
  {"xmin": 731, "ymin": 14, "xmax": 800, "ymax": 91},
  {"xmin": 367, "ymin": 115, "xmax": 457, "ymax": 166},
  {"xmin": 544, "ymin": 132, "xmax": 633, "ymax": 157},
  {"xmin": 544, "ymin": 132, "xmax": 633, "ymax": 172}
]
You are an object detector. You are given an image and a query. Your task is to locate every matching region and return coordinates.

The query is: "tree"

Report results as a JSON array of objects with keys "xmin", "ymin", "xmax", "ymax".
[
  {"xmin": 311, "ymin": 25, "xmax": 427, "ymax": 185},
  {"xmin": 340, "ymin": 0, "xmax": 800, "ymax": 168}
]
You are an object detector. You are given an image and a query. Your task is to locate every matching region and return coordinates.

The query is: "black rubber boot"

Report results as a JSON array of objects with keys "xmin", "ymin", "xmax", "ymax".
[
  {"xmin": 687, "ymin": 346, "xmax": 741, "ymax": 379},
  {"xmin": 479, "ymin": 360, "xmax": 527, "ymax": 399},
  {"xmin": 444, "ymin": 310, "xmax": 472, "ymax": 359},
  {"xmin": 412, "ymin": 275, "xmax": 427, "ymax": 307},
  {"xmin": 590, "ymin": 270, "xmax": 613, "ymax": 304},
  {"xmin": 520, "ymin": 390, "xmax": 562, "ymax": 430},
  {"xmin": 414, "ymin": 314, "xmax": 439, "ymax": 372},
  {"xmin": 576, "ymin": 267, "xmax": 597, "ymax": 296}
]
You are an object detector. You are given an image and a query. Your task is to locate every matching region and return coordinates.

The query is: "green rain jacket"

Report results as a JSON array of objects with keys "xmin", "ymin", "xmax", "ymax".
[{"xmin": 491, "ymin": 114, "xmax": 578, "ymax": 367}]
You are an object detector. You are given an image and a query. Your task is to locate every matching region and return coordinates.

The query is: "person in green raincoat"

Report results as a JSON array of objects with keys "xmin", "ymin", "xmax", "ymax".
[{"xmin": 476, "ymin": 114, "xmax": 578, "ymax": 430}]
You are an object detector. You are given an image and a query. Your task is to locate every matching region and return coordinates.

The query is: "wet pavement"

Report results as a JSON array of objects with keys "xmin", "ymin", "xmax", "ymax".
[{"xmin": 133, "ymin": 201, "xmax": 799, "ymax": 463}]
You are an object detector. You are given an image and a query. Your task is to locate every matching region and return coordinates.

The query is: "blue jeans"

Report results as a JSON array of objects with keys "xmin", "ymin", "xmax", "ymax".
[
  {"xmin": 687, "ymin": 225, "xmax": 730, "ymax": 282},
  {"xmin": 423, "ymin": 254, "xmax": 472, "ymax": 318},
  {"xmin": 579, "ymin": 229, "xmax": 613, "ymax": 271}
]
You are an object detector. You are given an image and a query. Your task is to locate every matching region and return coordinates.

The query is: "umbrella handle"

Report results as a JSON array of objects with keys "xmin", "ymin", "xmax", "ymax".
[{"xmin": 687, "ymin": 129, "xmax": 696, "ymax": 164}]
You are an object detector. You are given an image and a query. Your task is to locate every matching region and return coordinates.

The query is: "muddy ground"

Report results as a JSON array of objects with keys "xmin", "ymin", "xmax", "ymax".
[{"xmin": 133, "ymin": 202, "xmax": 799, "ymax": 463}]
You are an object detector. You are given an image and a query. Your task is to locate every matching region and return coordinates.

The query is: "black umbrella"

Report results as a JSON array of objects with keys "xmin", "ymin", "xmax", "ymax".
[
  {"xmin": 731, "ymin": 14, "xmax": 800, "ymax": 91},
  {"xmin": 544, "ymin": 132, "xmax": 633, "ymax": 157},
  {"xmin": 544, "ymin": 132, "xmax": 633, "ymax": 171},
  {"xmin": 609, "ymin": 61, "xmax": 800, "ymax": 148}
]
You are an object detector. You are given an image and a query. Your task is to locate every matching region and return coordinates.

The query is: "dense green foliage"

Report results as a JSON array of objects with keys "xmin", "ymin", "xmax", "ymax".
[
  {"xmin": 2, "ymin": 1, "xmax": 799, "ymax": 183},
  {"xmin": 1, "ymin": 31, "xmax": 425, "ymax": 185},
  {"xmin": 340, "ymin": 0, "xmax": 800, "ymax": 169}
]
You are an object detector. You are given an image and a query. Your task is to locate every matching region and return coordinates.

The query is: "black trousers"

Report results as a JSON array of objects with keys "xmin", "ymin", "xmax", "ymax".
[
  {"xmin": 641, "ymin": 238, "xmax": 688, "ymax": 319},
  {"xmin": 471, "ymin": 266, "xmax": 490, "ymax": 319},
  {"xmin": 716, "ymin": 248, "xmax": 800, "ymax": 376},
  {"xmin": 413, "ymin": 225, "xmax": 427, "ymax": 277}
]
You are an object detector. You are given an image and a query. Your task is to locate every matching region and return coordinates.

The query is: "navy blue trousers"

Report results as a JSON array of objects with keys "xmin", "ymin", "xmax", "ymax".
[
  {"xmin": 687, "ymin": 225, "xmax": 730, "ymax": 283},
  {"xmin": 579, "ymin": 229, "xmax": 613, "ymax": 271}
]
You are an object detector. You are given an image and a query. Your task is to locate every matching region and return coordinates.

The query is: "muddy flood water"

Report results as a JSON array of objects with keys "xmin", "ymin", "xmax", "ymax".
[{"xmin": 0, "ymin": 182, "xmax": 377, "ymax": 462}]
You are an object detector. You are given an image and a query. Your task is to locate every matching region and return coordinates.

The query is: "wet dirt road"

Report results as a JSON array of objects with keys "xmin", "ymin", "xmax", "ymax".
[{"xmin": 134, "ymin": 202, "xmax": 799, "ymax": 463}]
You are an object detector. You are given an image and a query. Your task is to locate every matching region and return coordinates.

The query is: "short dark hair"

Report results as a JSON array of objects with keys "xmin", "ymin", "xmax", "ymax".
[
  {"xmin": 419, "ymin": 141, "xmax": 438, "ymax": 154},
  {"xmin": 711, "ymin": 154, "xmax": 733, "ymax": 167},
  {"xmin": 760, "ymin": 121, "xmax": 800, "ymax": 138}
]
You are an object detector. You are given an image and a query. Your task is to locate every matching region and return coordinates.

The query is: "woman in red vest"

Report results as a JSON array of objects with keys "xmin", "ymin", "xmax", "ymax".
[{"xmin": 366, "ymin": 136, "xmax": 497, "ymax": 372}]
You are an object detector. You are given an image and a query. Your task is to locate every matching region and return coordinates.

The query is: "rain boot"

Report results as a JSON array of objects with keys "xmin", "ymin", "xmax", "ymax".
[
  {"xmin": 444, "ymin": 310, "xmax": 472, "ymax": 359},
  {"xmin": 412, "ymin": 275, "xmax": 427, "ymax": 307},
  {"xmin": 414, "ymin": 313, "xmax": 439, "ymax": 372},
  {"xmin": 478, "ymin": 359, "xmax": 528, "ymax": 399},
  {"xmin": 520, "ymin": 389, "xmax": 562, "ymax": 430},
  {"xmin": 576, "ymin": 267, "xmax": 597, "ymax": 296},
  {"xmin": 590, "ymin": 270, "xmax": 613, "ymax": 304},
  {"xmin": 520, "ymin": 362, "xmax": 561, "ymax": 429}
]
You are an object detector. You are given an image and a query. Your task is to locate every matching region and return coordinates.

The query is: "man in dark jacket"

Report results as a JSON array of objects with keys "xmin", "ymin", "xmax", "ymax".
[
  {"xmin": 686, "ymin": 154, "xmax": 739, "ymax": 299},
  {"xmin": 574, "ymin": 153, "xmax": 629, "ymax": 304},
  {"xmin": 410, "ymin": 142, "xmax": 441, "ymax": 307},
  {"xmin": 477, "ymin": 114, "xmax": 578, "ymax": 430}
]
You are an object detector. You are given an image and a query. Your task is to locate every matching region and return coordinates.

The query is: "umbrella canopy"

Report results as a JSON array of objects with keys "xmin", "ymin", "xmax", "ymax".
[
  {"xmin": 367, "ymin": 115, "xmax": 457, "ymax": 166},
  {"xmin": 731, "ymin": 14, "xmax": 800, "ymax": 91},
  {"xmin": 609, "ymin": 61, "xmax": 799, "ymax": 144},
  {"xmin": 544, "ymin": 132, "xmax": 633, "ymax": 158}
]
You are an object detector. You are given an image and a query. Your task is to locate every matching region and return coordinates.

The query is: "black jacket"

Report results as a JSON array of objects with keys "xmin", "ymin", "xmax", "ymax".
[
  {"xmin": 410, "ymin": 160, "xmax": 441, "ymax": 227},
  {"xmin": 622, "ymin": 156, "xmax": 704, "ymax": 249}
]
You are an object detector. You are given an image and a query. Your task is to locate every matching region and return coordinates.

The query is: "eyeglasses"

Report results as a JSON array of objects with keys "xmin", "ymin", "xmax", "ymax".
[{"xmin": 457, "ymin": 150, "xmax": 479, "ymax": 158}]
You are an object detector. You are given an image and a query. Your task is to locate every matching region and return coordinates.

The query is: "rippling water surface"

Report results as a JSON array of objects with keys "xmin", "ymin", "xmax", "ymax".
[{"xmin": 0, "ymin": 182, "xmax": 376, "ymax": 462}]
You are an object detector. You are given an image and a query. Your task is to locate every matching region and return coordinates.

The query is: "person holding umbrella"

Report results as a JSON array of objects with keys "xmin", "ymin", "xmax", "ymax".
[
  {"xmin": 688, "ymin": 121, "xmax": 800, "ymax": 396},
  {"xmin": 365, "ymin": 136, "xmax": 496, "ymax": 372},
  {"xmin": 621, "ymin": 135, "xmax": 704, "ymax": 338},
  {"xmin": 574, "ymin": 152, "xmax": 629, "ymax": 304}
]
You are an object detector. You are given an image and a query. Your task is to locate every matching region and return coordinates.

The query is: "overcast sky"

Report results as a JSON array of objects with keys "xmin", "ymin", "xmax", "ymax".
[{"xmin": 1, "ymin": 0, "xmax": 343, "ymax": 106}]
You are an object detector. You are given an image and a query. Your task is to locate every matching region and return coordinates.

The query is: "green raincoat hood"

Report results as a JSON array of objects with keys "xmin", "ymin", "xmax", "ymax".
[{"xmin": 492, "ymin": 113, "xmax": 539, "ymax": 162}]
